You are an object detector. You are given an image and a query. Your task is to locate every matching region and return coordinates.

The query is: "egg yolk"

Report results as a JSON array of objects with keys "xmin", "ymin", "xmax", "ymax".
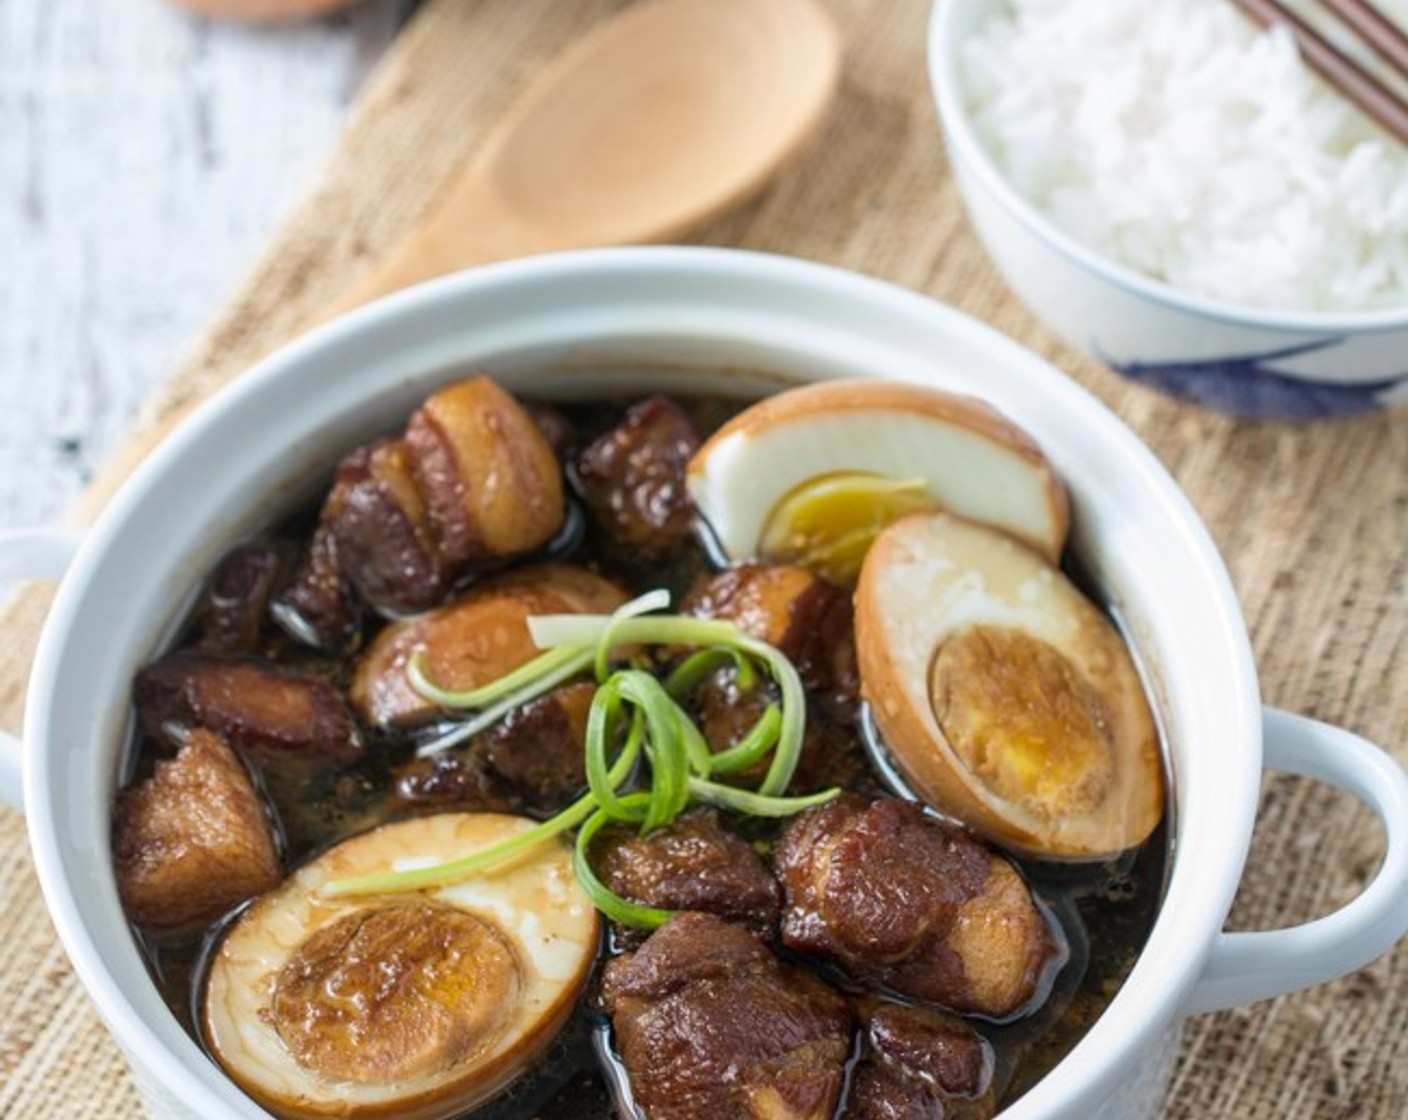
[
  {"xmin": 928, "ymin": 625, "xmax": 1114, "ymax": 820},
  {"xmin": 268, "ymin": 900, "xmax": 521, "ymax": 1084},
  {"xmin": 759, "ymin": 472, "xmax": 938, "ymax": 586}
]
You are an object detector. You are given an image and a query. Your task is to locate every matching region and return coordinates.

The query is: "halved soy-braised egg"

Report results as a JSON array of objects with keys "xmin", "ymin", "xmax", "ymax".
[
  {"xmin": 685, "ymin": 379, "xmax": 1070, "ymax": 585},
  {"xmin": 202, "ymin": 813, "xmax": 599, "ymax": 1120},
  {"xmin": 854, "ymin": 512, "xmax": 1164, "ymax": 860},
  {"xmin": 349, "ymin": 564, "xmax": 626, "ymax": 729}
]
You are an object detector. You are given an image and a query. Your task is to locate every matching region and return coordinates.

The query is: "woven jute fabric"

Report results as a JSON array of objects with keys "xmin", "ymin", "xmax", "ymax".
[{"xmin": 1, "ymin": 1, "xmax": 1404, "ymax": 1116}]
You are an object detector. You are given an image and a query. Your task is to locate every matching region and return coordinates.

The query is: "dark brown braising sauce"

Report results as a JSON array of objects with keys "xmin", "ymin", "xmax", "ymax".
[{"xmin": 122, "ymin": 391, "xmax": 1168, "ymax": 1119}]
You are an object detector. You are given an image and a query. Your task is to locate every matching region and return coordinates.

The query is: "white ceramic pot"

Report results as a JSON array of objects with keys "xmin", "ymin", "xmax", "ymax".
[
  {"xmin": 1, "ymin": 248, "xmax": 1405, "ymax": 1120},
  {"xmin": 928, "ymin": 0, "xmax": 1408, "ymax": 420}
]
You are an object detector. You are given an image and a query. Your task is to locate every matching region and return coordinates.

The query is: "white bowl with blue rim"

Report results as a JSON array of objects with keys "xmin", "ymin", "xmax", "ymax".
[{"xmin": 928, "ymin": 0, "xmax": 1408, "ymax": 421}]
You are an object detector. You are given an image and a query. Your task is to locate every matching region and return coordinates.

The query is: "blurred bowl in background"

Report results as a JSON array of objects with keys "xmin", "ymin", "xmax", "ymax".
[
  {"xmin": 929, "ymin": 0, "xmax": 1408, "ymax": 420},
  {"xmin": 166, "ymin": 0, "xmax": 360, "ymax": 22}
]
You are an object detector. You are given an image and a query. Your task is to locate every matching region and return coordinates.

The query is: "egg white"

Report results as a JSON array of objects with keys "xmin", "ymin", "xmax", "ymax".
[
  {"xmin": 855, "ymin": 512, "xmax": 1163, "ymax": 859},
  {"xmin": 686, "ymin": 380, "xmax": 1069, "ymax": 566},
  {"xmin": 202, "ymin": 813, "xmax": 599, "ymax": 1120}
]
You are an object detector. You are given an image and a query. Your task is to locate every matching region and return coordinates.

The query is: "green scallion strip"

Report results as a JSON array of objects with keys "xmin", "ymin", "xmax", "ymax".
[
  {"xmin": 707, "ymin": 703, "xmax": 783, "ymax": 774},
  {"xmin": 407, "ymin": 643, "xmax": 586, "ymax": 710},
  {"xmin": 573, "ymin": 798, "xmax": 678, "ymax": 930},
  {"xmin": 734, "ymin": 635, "xmax": 807, "ymax": 797},
  {"xmin": 413, "ymin": 646, "xmax": 596, "ymax": 758},
  {"xmin": 676, "ymin": 700, "xmax": 716, "ymax": 778},
  {"xmin": 665, "ymin": 646, "xmax": 756, "ymax": 699},
  {"xmin": 687, "ymin": 777, "xmax": 841, "ymax": 817},
  {"xmin": 584, "ymin": 678, "xmax": 649, "ymax": 824},
  {"xmin": 616, "ymin": 670, "xmax": 693, "ymax": 831},
  {"xmin": 322, "ymin": 793, "xmax": 596, "ymax": 898},
  {"xmin": 593, "ymin": 589, "xmax": 672, "ymax": 683}
]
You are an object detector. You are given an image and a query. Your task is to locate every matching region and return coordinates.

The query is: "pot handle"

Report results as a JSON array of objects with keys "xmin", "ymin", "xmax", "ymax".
[
  {"xmin": 1182, "ymin": 707, "xmax": 1408, "ymax": 1016},
  {"xmin": 0, "ymin": 527, "xmax": 84, "ymax": 812}
]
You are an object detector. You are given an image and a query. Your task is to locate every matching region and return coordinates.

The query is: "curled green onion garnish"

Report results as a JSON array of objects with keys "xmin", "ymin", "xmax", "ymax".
[
  {"xmin": 665, "ymin": 646, "xmax": 757, "ymax": 698},
  {"xmin": 527, "ymin": 611, "xmax": 806, "ymax": 794},
  {"xmin": 331, "ymin": 589, "xmax": 820, "ymax": 914},
  {"xmin": 601, "ymin": 670, "xmax": 695, "ymax": 831},
  {"xmin": 733, "ymin": 634, "xmax": 806, "ymax": 797},
  {"xmin": 584, "ymin": 679, "xmax": 648, "ymax": 824}
]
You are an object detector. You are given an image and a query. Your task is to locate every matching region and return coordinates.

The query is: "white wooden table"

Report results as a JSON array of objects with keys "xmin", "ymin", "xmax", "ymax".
[{"xmin": 0, "ymin": 0, "xmax": 414, "ymax": 538}]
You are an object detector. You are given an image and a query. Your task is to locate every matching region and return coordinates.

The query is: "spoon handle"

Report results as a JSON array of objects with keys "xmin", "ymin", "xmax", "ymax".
[{"xmin": 324, "ymin": 171, "xmax": 560, "ymax": 319}]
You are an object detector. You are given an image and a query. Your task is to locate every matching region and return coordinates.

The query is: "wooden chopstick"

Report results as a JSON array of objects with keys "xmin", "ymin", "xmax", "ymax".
[
  {"xmin": 1320, "ymin": 0, "xmax": 1408, "ymax": 75},
  {"xmin": 1228, "ymin": 0, "xmax": 1408, "ymax": 145}
]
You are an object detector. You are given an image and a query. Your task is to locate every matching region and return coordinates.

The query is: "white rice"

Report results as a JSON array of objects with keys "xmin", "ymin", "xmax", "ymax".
[{"xmin": 962, "ymin": 0, "xmax": 1408, "ymax": 313}]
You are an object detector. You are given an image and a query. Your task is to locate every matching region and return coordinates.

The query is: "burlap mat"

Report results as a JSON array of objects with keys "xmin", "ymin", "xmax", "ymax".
[{"xmin": 2, "ymin": 0, "xmax": 1404, "ymax": 1116}]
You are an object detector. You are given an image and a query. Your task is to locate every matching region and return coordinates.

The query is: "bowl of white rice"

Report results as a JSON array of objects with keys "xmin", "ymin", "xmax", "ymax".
[{"xmin": 930, "ymin": 0, "xmax": 1408, "ymax": 418}]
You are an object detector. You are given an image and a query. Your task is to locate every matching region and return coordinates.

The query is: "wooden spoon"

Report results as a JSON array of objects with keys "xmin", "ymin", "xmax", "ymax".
[{"xmin": 329, "ymin": 0, "xmax": 841, "ymax": 316}]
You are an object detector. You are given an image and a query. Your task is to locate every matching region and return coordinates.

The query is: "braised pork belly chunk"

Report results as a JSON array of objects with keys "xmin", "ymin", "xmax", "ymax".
[
  {"xmin": 844, "ymin": 1002, "xmax": 996, "ymax": 1120},
  {"xmin": 682, "ymin": 563, "xmax": 858, "ymax": 713},
  {"xmin": 114, "ymin": 729, "xmax": 280, "ymax": 937},
  {"xmin": 394, "ymin": 681, "xmax": 594, "ymax": 815},
  {"xmin": 574, "ymin": 394, "xmax": 701, "ymax": 557},
  {"xmin": 590, "ymin": 808, "xmax": 780, "ymax": 942},
  {"xmin": 686, "ymin": 665, "xmax": 870, "ymax": 795},
  {"xmin": 776, "ymin": 796, "xmax": 1061, "ymax": 1019},
  {"xmin": 135, "ymin": 652, "xmax": 360, "ymax": 771},
  {"xmin": 275, "ymin": 376, "xmax": 567, "ymax": 645},
  {"xmin": 194, "ymin": 542, "xmax": 293, "ymax": 656},
  {"xmin": 601, "ymin": 913, "xmax": 852, "ymax": 1120},
  {"xmin": 272, "ymin": 522, "xmax": 359, "ymax": 652},
  {"xmin": 316, "ymin": 436, "xmax": 448, "ymax": 616},
  {"xmin": 350, "ymin": 563, "xmax": 625, "ymax": 729}
]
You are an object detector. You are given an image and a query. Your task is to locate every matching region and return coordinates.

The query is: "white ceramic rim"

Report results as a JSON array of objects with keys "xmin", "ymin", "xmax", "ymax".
[
  {"xmin": 928, "ymin": 0, "xmax": 1408, "ymax": 334},
  {"xmin": 23, "ymin": 246, "xmax": 1262, "ymax": 1120}
]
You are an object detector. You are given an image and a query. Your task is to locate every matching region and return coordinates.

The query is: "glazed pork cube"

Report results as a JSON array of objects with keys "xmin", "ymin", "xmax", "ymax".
[
  {"xmin": 574, "ymin": 395, "xmax": 701, "ymax": 557},
  {"xmin": 404, "ymin": 375, "xmax": 565, "ymax": 569},
  {"xmin": 135, "ymin": 652, "xmax": 360, "ymax": 770},
  {"xmin": 195, "ymin": 542, "xmax": 292, "ymax": 655},
  {"xmin": 477, "ymin": 679, "xmax": 594, "ymax": 811},
  {"xmin": 601, "ymin": 912, "xmax": 852, "ymax": 1120},
  {"xmin": 681, "ymin": 563, "xmax": 858, "ymax": 712},
  {"xmin": 591, "ymin": 808, "xmax": 781, "ymax": 941},
  {"xmin": 775, "ymin": 796, "xmax": 1061, "ymax": 1019},
  {"xmin": 273, "ymin": 376, "xmax": 567, "ymax": 644},
  {"xmin": 844, "ymin": 1001, "xmax": 996, "ymax": 1120},
  {"xmin": 317, "ymin": 437, "xmax": 448, "ymax": 616},
  {"xmin": 113, "ymin": 729, "xmax": 281, "ymax": 937},
  {"xmin": 272, "ymin": 524, "xmax": 360, "ymax": 653},
  {"xmin": 394, "ymin": 681, "xmax": 595, "ymax": 815}
]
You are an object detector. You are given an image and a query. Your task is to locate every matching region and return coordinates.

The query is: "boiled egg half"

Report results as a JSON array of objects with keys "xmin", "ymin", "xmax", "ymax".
[
  {"xmin": 685, "ymin": 380, "xmax": 1069, "ymax": 586},
  {"xmin": 350, "ymin": 564, "xmax": 626, "ymax": 729},
  {"xmin": 855, "ymin": 512, "xmax": 1163, "ymax": 859},
  {"xmin": 203, "ymin": 813, "xmax": 599, "ymax": 1120}
]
